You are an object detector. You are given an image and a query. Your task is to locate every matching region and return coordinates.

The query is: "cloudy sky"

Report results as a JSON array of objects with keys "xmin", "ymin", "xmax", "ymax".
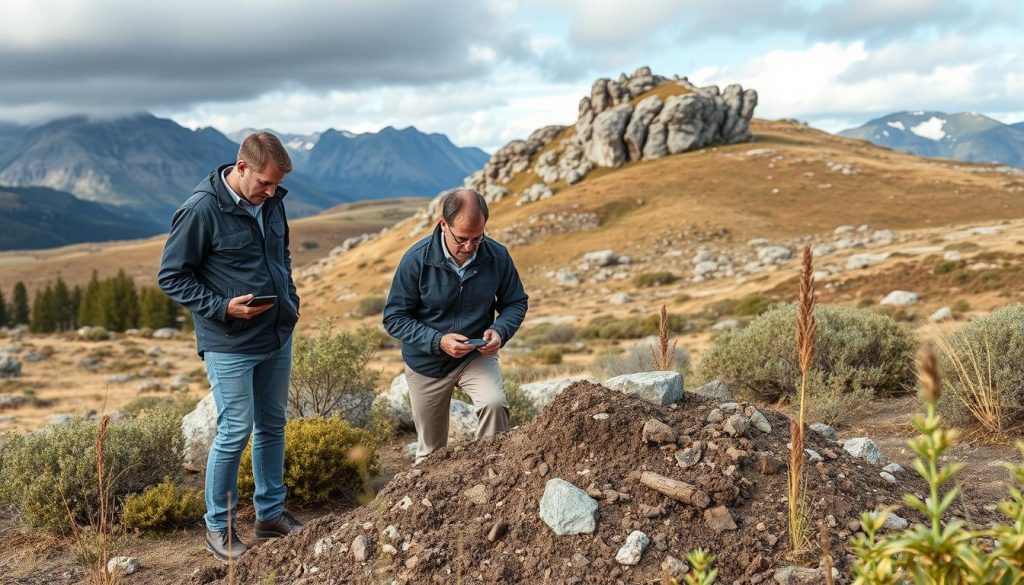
[{"xmin": 2, "ymin": 0, "xmax": 1021, "ymax": 151}]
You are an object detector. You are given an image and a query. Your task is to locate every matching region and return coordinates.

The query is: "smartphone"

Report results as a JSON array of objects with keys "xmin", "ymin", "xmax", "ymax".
[
  {"xmin": 464, "ymin": 338, "xmax": 487, "ymax": 346},
  {"xmin": 245, "ymin": 295, "xmax": 277, "ymax": 307}
]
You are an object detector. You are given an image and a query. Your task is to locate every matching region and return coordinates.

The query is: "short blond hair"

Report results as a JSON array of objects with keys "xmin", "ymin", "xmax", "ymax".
[{"xmin": 238, "ymin": 131, "xmax": 292, "ymax": 174}]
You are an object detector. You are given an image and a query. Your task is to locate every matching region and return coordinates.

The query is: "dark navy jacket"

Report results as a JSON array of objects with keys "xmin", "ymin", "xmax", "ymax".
[
  {"xmin": 158, "ymin": 164, "xmax": 300, "ymax": 356},
  {"xmin": 383, "ymin": 224, "xmax": 528, "ymax": 378}
]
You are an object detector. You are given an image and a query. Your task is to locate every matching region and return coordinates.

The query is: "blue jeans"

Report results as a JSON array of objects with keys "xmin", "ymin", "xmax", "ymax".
[{"xmin": 203, "ymin": 336, "xmax": 292, "ymax": 531}]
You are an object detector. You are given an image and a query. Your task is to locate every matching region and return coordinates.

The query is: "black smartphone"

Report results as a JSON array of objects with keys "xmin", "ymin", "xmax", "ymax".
[
  {"xmin": 464, "ymin": 338, "xmax": 487, "ymax": 346},
  {"xmin": 245, "ymin": 295, "xmax": 277, "ymax": 307}
]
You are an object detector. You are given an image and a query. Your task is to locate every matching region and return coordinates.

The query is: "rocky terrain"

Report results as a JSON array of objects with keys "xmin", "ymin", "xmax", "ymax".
[{"xmin": 191, "ymin": 380, "xmax": 948, "ymax": 585}]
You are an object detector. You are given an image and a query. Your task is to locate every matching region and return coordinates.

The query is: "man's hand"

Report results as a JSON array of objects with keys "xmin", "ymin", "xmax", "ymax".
[
  {"xmin": 478, "ymin": 329, "xmax": 502, "ymax": 356},
  {"xmin": 226, "ymin": 294, "xmax": 274, "ymax": 320},
  {"xmin": 440, "ymin": 333, "xmax": 476, "ymax": 358}
]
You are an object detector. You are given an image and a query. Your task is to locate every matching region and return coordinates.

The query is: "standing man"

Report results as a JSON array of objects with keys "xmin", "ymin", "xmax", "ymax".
[
  {"xmin": 383, "ymin": 189, "xmax": 528, "ymax": 464},
  {"xmin": 158, "ymin": 131, "xmax": 303, "ymax": 562}
]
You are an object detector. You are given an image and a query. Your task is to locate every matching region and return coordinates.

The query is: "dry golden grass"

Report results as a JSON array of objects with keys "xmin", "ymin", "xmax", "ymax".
[{"xmin": 789, "ymin": 244, "xmax": 817, "ymax": 555}]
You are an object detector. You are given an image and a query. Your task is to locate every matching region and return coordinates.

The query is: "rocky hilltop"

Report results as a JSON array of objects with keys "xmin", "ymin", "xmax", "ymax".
[{"xmin": 461, "ymin": 66, "xmax": 757, "ymax": 207}]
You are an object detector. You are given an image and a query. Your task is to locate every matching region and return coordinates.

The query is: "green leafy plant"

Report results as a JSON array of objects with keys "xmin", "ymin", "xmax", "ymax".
[{"xmin": 121, "ymin": 478, "xmax": 204, "ymax": 531}]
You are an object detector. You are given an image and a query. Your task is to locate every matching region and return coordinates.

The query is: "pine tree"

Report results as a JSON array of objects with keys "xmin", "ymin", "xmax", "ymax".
[
  {"xmin": 98, "ymin": 270, "xmax": 139, "ymax": 331},
  {"xmin": 77, "ymin": 271, "xmax": 101, "ymax": 326},
  {"xmin": 29, "ymin": 284, "xmax": 57, "ymax": 333},
  {"xmin": 53, "ymin": 276, "xmax": 72, "ymax": 332},
  {"xmin": 140, "ymin": 286, "xmax": 179, "ymax": 329},
  {"xmin": 0, "ymin": 288, "xmax": 7, "ymax": 327},
  {"xmin": 12, "ymin": 282, "xmax": 29, "ymax": 325},
  {"xmin": 70, "ymin": 285, "xmax": 82, "ymax": 330}
]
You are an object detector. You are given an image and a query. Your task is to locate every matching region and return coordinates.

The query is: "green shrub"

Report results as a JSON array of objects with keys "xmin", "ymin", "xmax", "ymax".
[
  {"xmin": 531, "ymin": 345, "xmax": 564, "ymax": 365},
  {"xmin": 0, "ymin": 411, "xmax": 184, "ymax": 532},
  {"xmin": 579, "ymin": 313, "xmax": 688, "ymax": 340},
  {"xmin": 518, "ymin": 323, "xmax": 575, "ymax": 347},
  {"xmin": 695, "ymin": 304, "xmax": 917, "ymax": 412},
  {"xmin": 237, "ymin": 416, "xmax": 379, "ymax": 505},
  {"xmin": 289, "ymin": 320, "xmax": 379, "ymax": 419},
  {"xmin": 632, "ymin": 271, "xmax": 677, "ymax": 288},
  {"xmin": 593, "ymin": 340, "xmax": 690, "ymax": 379},
  {"xmin": 951, "ymin": 299, "xmax": 971, "ymax": 314},
  {"xmin": 121, "ymin": 395, "xmax": 199, "ymax": 419},
  {"xmin": 300, "ymin": 240, "xmax": 319, "ymax": 251},
  {"xmin": 732, "ymin": 293, "xmax": 773, "ymax": 317},
  {"xmin": 121, "ymin": 478, "xmax": 204, "ymax": 531},
  {"xmin": 933, "ymin": 304, "xmax": 1024, "ymax": 431},
  {"xmin": 934, "ymin": 260, "xmax": 957, "ymax": 274},
  {"xmin": 354, "ymin": 296, "xmax": 386, "ymax": 317}
]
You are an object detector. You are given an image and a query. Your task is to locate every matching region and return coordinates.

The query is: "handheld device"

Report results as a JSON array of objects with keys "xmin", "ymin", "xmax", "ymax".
[
  {"xmin": 245, "ymin": 295, "xmax": 277, "ymax": 307},
  {"xmin": 464, "ymin": 338, "xmax": 487, "ymax": 346}
]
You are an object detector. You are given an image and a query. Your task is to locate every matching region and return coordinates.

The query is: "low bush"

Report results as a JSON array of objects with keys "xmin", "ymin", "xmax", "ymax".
[
  {"xmin": 289, "ymin": 320, "xmax": 379, "ymax": 419},
  {"xmin": 354, "ymin": 296, "xmax": 386, "ymax": 317},
  {"xmin": 932, "ymin": 303, "xmax": 1024, "ymax": 431},
  {"xmin": 695, "ymin": 304, "xmax": 917, "ymax": 417},
  {"xmin": 578, "ymin": 313, "xmax": 688, "ymax": 340},
  {"xmin": 120, "ymin": 478, "xmax": 204, "ymax": 531},
  {"xmin": 518, "ymin": 323, "xmax": 575, "ymax": 347},
  {"xmin": 237, "ymin": 416, "xmax": 380, "ymax": 505},
  {"xmin": 934, "ymin": 260, "xmax": 957, "ymax": 274},
  {"xmin": 0, "ymin": 410, "xmax": 184, "ymax": 532},
  {"xmin": 632, "ymin": 271, "xmax": 677, "ymax": 288},
  {"xmin": 531, "ymin": 345, "xmax": 564, "ymax": 365},
  {"xmin": 732, "ymin": 293, "xmax": 773, "ymax": 317}
]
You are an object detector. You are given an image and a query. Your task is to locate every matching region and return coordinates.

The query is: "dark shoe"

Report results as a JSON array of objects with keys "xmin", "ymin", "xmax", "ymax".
[
  {"xmin": 254, "ymin": 511, "xmax": 304, "ymax": 540},
  {"xmin": 205, "ymin": 528, "xmax": 248, "ymax": 562}
]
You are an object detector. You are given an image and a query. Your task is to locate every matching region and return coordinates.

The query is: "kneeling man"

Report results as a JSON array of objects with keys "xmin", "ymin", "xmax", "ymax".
[{"xmin": 383, "ymin": 189, "xmax": 528, "ymax": 463}]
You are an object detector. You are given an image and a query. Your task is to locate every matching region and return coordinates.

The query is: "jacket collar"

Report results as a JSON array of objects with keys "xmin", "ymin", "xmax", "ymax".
[
  {"xmin": 423, "ymin": 223, "xmax": 492, "ymax": 267},
  {"xmin": 199, "ymin": 163, "xmax": 288, "ymax": 215}
]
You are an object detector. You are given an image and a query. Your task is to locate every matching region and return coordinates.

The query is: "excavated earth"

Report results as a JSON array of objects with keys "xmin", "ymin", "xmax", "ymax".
[{"xmin": 192, "ymin": 381, "xmax": 932, "ymax": 585}]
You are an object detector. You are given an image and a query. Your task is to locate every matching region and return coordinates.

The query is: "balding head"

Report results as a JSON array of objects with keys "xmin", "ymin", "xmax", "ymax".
[{"xmin": 441, "ymin": 189, "xmax": 489, "ymax": 225}]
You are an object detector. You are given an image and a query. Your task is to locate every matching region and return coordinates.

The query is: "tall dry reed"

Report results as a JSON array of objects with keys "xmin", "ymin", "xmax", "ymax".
[{"xmin": 789, "ymin": 244, "xmax": 816, "ymax": 554}]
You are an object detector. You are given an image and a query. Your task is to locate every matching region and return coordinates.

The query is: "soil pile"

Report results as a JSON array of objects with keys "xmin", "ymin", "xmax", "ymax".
[{"xmin": 195, "ymin": 381, "xmax": 925, "ymax": 584}]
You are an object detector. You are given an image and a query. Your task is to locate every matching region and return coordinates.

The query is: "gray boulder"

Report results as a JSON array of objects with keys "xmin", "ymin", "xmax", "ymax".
[
  {"xmin": 843, "ymin": 437, "xmax": 883, "ymax": 465},
  {"xmin": 374, "ymin": 374, "xmax": 413, "ymax": 429},
  {"xmin": 623, "ymin": 95, "xmax": 664, "ymax": 161},
  {"xmin": 539, "ymin": 478, "xmax": 598, "ymax": 535},
  {"xmin": 448, "ymin": 399, "xmax": 478, "ymax": 440},
  {"xmin": 587, "ymin": 105, "xmax": 633, "ymax": 167},
  {"xmin": 182, "ymin": 393, "xmax": 218, "ymax": 471},
  {"xmin": 660, "ymin": 95, "xmax": 706, "ymax": 154},
  {"xmin": 604, "ymin": 371, "xmax": 683, "ymax": 405},
  {"xmin": 643, "ymin": 121, "xmax": 668, "ymax": 160},
  {"xmin": 810, "ymin": 422, "xmax": 838, "ymax": 441},
  {"xmin": 0, "ymin": 353, "xmax": 21, "ymax": 378},
  {"xmin": 693, "ymin": 380, "xmax": 732, "ymax": 401}
]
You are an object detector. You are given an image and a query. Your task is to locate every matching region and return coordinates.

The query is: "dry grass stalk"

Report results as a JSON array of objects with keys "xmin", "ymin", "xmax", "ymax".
[
  {"xmin": 929, "ymin": 329, "xmax": 1006, "ymax": 433},
  {"xmin": 819, "ymin": 520, "xmax": 835, "ymax": 585},
  {"xmin": 651, "ymin": 304, "xmax": 678, "ymax": 371},
  {"xmin": 789, "ymin": 244, "xmax": 816, "ymax": 555}
]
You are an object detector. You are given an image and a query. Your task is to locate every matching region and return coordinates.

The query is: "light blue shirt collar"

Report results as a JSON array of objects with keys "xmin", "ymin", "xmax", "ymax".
[
  {"xmin": 222, "ymin": 166, "xmax": 265, "ymax": 235},
  {"xmin": 440, "ymin": 236, "xmax": 476, "ymax": 279}
]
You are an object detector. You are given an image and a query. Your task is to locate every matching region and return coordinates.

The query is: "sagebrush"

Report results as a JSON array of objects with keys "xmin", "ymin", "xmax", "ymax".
[{"xmin": 121, "ymin": 477, "xmax": 204, "ymax": 531}]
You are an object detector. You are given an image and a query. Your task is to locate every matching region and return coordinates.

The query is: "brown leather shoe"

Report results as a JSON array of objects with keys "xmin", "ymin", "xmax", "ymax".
[
  {"xmin": 254, "ymin": 511, "xmax": 304, "ymax": 540},
  {"xmin": 205, "ymin": 528, "xmax": 248, "ymax": 562}
]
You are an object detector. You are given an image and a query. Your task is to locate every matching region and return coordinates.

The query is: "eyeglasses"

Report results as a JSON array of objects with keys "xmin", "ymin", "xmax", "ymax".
[{"xmin": 445, "ymin": 224, "xmax": 485, "ymax": 246}]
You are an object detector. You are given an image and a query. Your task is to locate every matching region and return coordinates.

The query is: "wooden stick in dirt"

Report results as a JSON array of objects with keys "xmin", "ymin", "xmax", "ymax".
[{"xmin": 639, "ymin": 471, "xmax": 711, "ymax": 509}]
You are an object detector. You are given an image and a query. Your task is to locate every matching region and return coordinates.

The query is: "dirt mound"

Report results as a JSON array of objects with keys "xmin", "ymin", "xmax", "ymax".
[{"xmin": 194, "ymin": 382, "xmax": 924, "ymax": 584}]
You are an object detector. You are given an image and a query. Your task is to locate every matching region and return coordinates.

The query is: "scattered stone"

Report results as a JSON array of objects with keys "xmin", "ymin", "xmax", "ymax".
[
  {"xmin": 106, "ymin": 556, "xmax": 140, "ymax": 575},
  {"xmin": 583, "ymin": 250, "xmax": 618, "ymax": 266},
  {"xmin": 930, "ymin": 307, "xmax": 953, "ymax": 322},
  {"xmin": 487, "ymin": 521, "xmax": 509, "ymax": 542},
  {"xmin": 539, "ymin": 478, "xmax": 598, "ymax": 535},
  {"xmin": 883, "ymin": 462, "xmax": 904, "ymax": 474},
  {"xmin": 805, "ymin": 449, "xmax": 823, "ymax": 462},
  {"xmin": 614, "ymin": 530, "xmax": 650, "ymax": 565},
  {"xmin": 662, "ymin": 555, "xmax": 690, "ymax": 580},
  {"xmin": 641, "ymin": 418, "xmax": 676, "ymax": 444},
  {"xmin": 879, "ymin": 471, "xmax": 897, "ymax": 483},
  {"xmin": 152, "ymin": 328, "xmax": 177, "ymax": 339},
  {"xmin": 464, "ymin": 484, "xmax": 489, "ymax": 506},
  {"xmin": 49, "ymin": 414, "xmax": 72, "ymax": 426},
  {"xmin": 555, "ymin": 268, "xmax": 581, "ymax": 287},
  {"xmin": 879, "ymin": 511, "xmax": 909, "ymax": 531},
  {"xmin": 693, "ymin": 380, "xmax": 732, "ymax": 401},
  {"xmin": 723, "ymin": 413, "xmax": 750, "ymax": 437},
  {"xmin": 881, "ymin": 290, "xmax": 919, "ymax": 306},
  {"xmin": 704, "ymin": 506, "xmax": 737, "ymax": 532},
  {"xmin": 0, "ymin": 393, "xmax": 27, "ymax": 409},
  {"xmin": 351, "ymin": 535, "xmax": 372, "ymax": 562},
  {"xmin": 0, "ymin": 354, "xmax": 22, "ymax": 378},
  {"xmin": 383, "ymin": 525, "xmax": 400, "ymax": 541},
  {"xmin": 773, "ymin": 565, "xmax": 822, "ymax": 584},
  {"xmin": 711, "ymin": 319, "xmax": 739, "ymax": 331},
  {"xmin": 843, "ymin": 437, "xmax": 883, "ymax": 465},
  {"xmin": 609, "ymin": 293, "xmax": 632, "ymax": 305},
  {"xmin": 749, "ymin": 409, "xmax": 772, "ymax": 433},
  {"xmin": 675, "ymin": 442, "xmax": 704, "ymax": 469},
  {"xmin": 809, "ymin": 423, "xmax": 838, "ymax": 441},
  {"xmin": 604, "ymin": 371, "xmax": 683, "ymax": 405}
]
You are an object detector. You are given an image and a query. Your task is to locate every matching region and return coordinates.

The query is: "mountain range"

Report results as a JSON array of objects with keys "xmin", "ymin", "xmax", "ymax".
[
  {"xmin": 0, "ymin": 114, "xmax": 489, "ymax": 243},
  {"xmin": 840, "ymin": 111, "xmax": 1024, "ymax": 167}
]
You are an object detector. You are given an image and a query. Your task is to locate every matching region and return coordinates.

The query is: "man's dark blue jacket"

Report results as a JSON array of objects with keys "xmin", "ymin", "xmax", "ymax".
[
  {"xmin": 158, "ymin": 164, "xmax": 300, "ymax": 356},
  {"xmin": 383, "ymin": 224, "xmax": 528, "ymax": 378}
]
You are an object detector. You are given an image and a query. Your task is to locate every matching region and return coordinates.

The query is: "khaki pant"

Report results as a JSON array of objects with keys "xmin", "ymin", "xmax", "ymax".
[{"xmin": 405, "ymin": 353, "xmax": 509, "ymax": 464}]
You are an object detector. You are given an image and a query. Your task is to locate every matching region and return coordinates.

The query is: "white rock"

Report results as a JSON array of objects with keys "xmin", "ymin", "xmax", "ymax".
[
  {"xmin": 609, "ymin": 293, "xmax": 632, "ymax": 305},
  {"xmin": 181, "ymin": 393, "xmax": 218, "ymax": 471},
  {"xmin": 373, "ymin": 374, "xmax": 413, "ymax": 429},
  {"xmin": 604, "ymin": 371, "xmax": 683, "ymax": 405},
  {"xmin": 805, "ymin": 449, "xmax": 823, "ymax": 462},
  {"xmin": 614, "ymin": 530, "xmax": 651, "ymax": 565},
  {"xmin": 448, "ymin": 399, "xmax": 478, "ymax": 440},
  {"xmin": 943, "ymin": 250, "xmax": 962, "ymax": 261},
  {"xmin": 883, "ymin": 462, "xmax": 904, "ymax": 474},
  {"xmin": 930, "ymin": 307, "xmax": 953, "ymax": 322},
  {"xmin": 881, "ymin": 290, "xmax": 918, "ymax": 306},
  {"xmin": 749, "ymin": 410, "xmax": 772, "ymax": 433},
  {"xmin": 106, "ymin": 557, "xmax": 140, "ymax": 575},
  {"xmin": 693, "ymin": 380, "xmax": 732, "ymax": 401},
  {"xmin": 583, "ymin": 250, "xmax": 618, "ymax": 266},
  {"xmin": 757, "ymin": 246, "xmax": 792, "ymax": 263},
  {"xmin": 833, "ymin": 225, "xmax": 855, "ymax": 235},
  {"xmin": 880, "ymin": 471, "xmax": 897, "ymax": 483},
  {"xmin": 809, "ymin": 422, "xmax": 838, "ymax": 441},
  {"xmin": 556, "ymin": 268, "xmax": 580, "ymax": 287},
  {"xmin": 846, "ymin": 252, "xmax": 889, "ymax": 270},
  {"xmin": 843, "ymin": 437, "xmax": 883, "ymax": 465},
  {"xmin": 539, "ymin": 478, "xmax": 598, "ymax": 535},
  {"xmin": 712, "ymin": 319, "xmax": 739, "ymax": 331}
]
